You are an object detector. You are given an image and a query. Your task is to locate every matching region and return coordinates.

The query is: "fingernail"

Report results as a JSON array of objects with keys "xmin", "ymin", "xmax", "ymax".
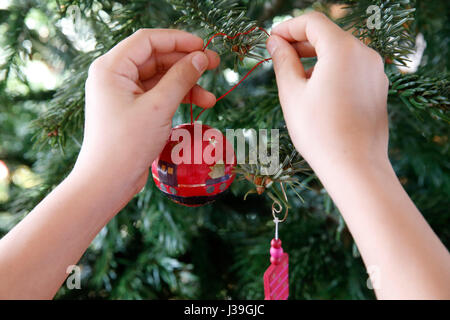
[
  {"xmin": 266, "ymin": 37, "xmax": 278, "ymax": 56},
  {"xmin": 192, "ymin": 53, "xmax": 208, "ymax": 73}
]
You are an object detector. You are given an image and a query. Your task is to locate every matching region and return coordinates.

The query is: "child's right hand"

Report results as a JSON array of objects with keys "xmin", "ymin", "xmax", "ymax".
[
  {"xmin": 267, "ymin": 13, "xmax": 450, "ymax": 300},
  {"xmin": 266, "ymin": 12, "xmax": 389, "ymax": 175}
]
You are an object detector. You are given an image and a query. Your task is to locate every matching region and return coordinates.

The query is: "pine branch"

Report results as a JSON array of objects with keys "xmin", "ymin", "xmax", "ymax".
[
  {"xmin": 167, "ymin": 0, "xmax": 269, "ymax": 66},
  {"xmin": 32, "ymin": 52, "xmax": 94, "ymax": 148},
  {"xmin": 0, "ymin": 89, "xmax": 55, "ymax": 107},
  {"xmin": 388, "ymin": 71, "xmax": 450, "ymax": 122},
  {"xmin": 339, "ymin": 0, "xmax": 416, "ymax": 66},
  {"xmin": 233, "ymin": 128, "xmax": 313, "ymax": 208},
  {"xmin": 34, "ymin": 0, "xmax": 177, "ymax": 148},
  {"xmin": 0, "ymin": 3, "xmax": 31, "ymax": 88}
]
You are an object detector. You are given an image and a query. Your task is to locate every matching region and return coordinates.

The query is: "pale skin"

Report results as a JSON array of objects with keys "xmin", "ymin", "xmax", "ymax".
[{"xmin": 0, "ymin": 12, "xmax": 449, "ymax": 299}]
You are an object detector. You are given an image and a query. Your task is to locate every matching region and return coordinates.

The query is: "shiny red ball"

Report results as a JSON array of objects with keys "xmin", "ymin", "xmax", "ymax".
[{"xmin": 151, "ymin": 123, "xmax": 236, "ymax": 207}]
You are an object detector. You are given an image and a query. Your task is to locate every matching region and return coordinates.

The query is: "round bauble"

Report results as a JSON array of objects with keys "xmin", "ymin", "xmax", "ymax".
[{"xmin": 151, "ymin": 122, "xmax": 236, "ymax": 207}]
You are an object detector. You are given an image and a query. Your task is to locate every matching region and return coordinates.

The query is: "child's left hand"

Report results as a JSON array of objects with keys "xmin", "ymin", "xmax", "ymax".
[{"xmin": 74, "ymin": 29, "xmax": 220, "ymax": 200}]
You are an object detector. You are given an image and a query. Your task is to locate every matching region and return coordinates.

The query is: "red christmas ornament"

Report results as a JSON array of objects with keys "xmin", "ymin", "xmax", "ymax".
[{"xmin": 151, "ymin": 122, "xmax": 236, "ymax": 207}]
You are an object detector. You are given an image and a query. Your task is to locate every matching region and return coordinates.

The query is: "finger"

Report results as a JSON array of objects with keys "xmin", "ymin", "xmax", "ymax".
[
  {"xmin": 141, "ymin": 74, "xmax": 165, "ymax": 91},
  {"xmin": 138, "ymin": 49, "xmax": 220, "ymax": 81},
  {"xmin": 266, "ymin": 34, "xmax": 306, "ymax": 88},
  {"xmin": 181, "ymin": 85, "xmax": 216, "ymax": 108},
  {"xmin": 271, "ymin": 11, "xmax": 351, "ymax": 57},
  {"xmin": 138, "ymin": 51, "xmax": 209, "ymax": 119},
  {"xmin": 142, "ymin": 79, "xmax": 216, "ymax": 108},
  {"xmin": 205, "ymin": 49, "xmax": 221, "ymax": 70},
  {"xmin": 98, "ymin": 29, "xmax": 204, "ymax": 81},
  {"xmin": 292, "ymin": 41, "xmax": 316, "ymax": 58},
  {"xmin": 138, "ymin": 52, "xmax": 187, "ymax": 81}
]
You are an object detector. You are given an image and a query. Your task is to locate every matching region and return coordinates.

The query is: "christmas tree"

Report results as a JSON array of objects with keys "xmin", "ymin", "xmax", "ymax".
[{"xmin": 0, "ymin": 0, "xmax": 448, "ymax": 299}]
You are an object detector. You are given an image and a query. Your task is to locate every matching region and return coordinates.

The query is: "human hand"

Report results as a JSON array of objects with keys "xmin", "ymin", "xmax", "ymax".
[
  {"xmin": 0, "ymin": 30, "xmax": 221, "ymax": 298},
  {"xmin": 266, "ymin": 14, "xmax": 450, "ymax": 300},
  {"xmin": 73, "ymin": 29, "xmax": 220, "ymax": 203},
  {"xmin": 266, "ymin": 12, "xmax": 389, "ymax": 175}
]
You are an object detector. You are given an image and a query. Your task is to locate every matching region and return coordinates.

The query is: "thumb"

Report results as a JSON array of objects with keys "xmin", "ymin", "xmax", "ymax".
[
  {"xmin": 266, "ymin": 35, "xmax": 306, "ymax": 93},
  {"xmin": 141, "ymin": 51, "xmax": 208, "ymax": 117}
]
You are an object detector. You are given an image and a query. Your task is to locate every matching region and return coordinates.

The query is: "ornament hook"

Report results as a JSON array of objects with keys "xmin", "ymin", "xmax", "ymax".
[
  {"xmin": 274, "ymin": 217, "xmax": 280, "ymax": 240},
  {"xmin": 271, "ymin": 183, "xmax": 288, "ymax": 223}
]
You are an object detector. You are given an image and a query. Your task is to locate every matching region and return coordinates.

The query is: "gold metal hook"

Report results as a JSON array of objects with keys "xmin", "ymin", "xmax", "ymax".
[{"xmin": 271, "ymin": 183, "xmax": 288, "ymax": 223}]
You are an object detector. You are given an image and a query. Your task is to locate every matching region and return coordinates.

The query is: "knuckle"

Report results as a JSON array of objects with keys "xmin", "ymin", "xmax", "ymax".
[
  {"xmin": 307, "ymin": 11, "xmax": 327, "ymax": 20},
  {"xmin": 135, "ymin": 28, "xmax": 150, "ymax": 37},
  {"xmin": 364, "ymin": 48, "xmax": 388, "ymax": 85},
  {"xmin": 368, "ymin": 47, "xmax": 384, "ymax": 64},
  {"xmin": 87, "ymin": 56, "xmax": 107, "ymax": 77},
  {"xmin": 368, "ymin": 49, "xmax": 386, "ymax": 73}
]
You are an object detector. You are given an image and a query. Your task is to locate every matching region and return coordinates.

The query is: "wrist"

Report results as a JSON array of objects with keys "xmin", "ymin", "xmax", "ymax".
[
  {"xmin": 68, "ymin": 156, "xmax": 143, "ymax": 218},
  {"xmin": 310, "ymin": 152, "xmax": 396, "ymax": 204},
  {"xmin": 73, "ymin": 144, "xmax": 149, "ymax": 187}
]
